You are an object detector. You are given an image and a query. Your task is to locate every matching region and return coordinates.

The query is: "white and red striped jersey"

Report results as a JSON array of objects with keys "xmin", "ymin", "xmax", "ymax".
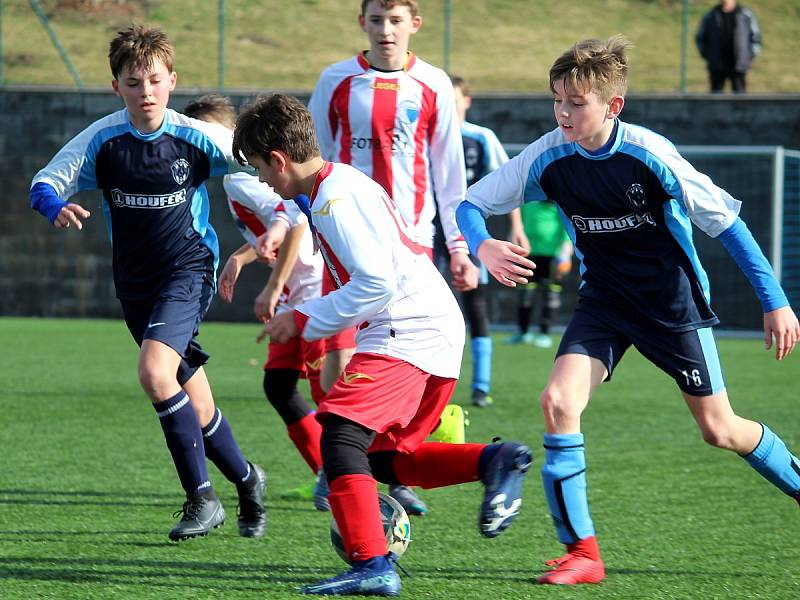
[
  {"xmin": 309, "ymin": 53, "xmax": 468, "ymax": 254},
  {"xmin": 223, "ymin": 172, "xmax": 323, "ymax": 311},
  {"xmin": 295, "ymin": 162, "xmax": 464, "ymax": 379}
]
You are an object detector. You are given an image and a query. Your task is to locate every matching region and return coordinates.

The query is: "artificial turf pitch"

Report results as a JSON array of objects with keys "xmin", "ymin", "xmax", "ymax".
[{"xmin": 0, "ymin": 317, "xmax": 797, "ymax": 599}]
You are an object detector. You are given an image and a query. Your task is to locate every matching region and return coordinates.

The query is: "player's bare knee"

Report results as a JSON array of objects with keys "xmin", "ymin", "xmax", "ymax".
[
  {"xmin": 138, "ymin": 362, "xmax": 173, "ymax": 401},
  {"xmin": 540, "ymin": 385, "xmax": 578, "ymax": 423},
  {"xmin": 699, "ymin": 425, "xmax": 735, "ymax": 450}
]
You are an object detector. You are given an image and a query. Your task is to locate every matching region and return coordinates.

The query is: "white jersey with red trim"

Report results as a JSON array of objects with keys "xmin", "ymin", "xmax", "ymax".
[
  {"xmin": 295, "ymin": 162, "xmax": 464, "ymax": 379},
  {"xmin": 309, "ymin": 53, "xmax": 468, "ymax": 254},
  {"xmin": 223, "ymin": 172, "xmax": 322, "ymax": 310}
]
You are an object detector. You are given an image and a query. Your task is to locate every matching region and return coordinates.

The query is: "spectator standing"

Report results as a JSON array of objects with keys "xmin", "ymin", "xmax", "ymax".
[{"xmin": 696, "ymin": 0, "xmax": 761, "ymax": 93}]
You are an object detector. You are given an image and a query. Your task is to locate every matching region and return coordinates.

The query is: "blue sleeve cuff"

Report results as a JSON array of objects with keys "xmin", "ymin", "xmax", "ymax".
[
  {"xmin": 718, "ymin": 217, "xmax": 788, "ymax": 312},
  {"xmin": 30, "ymin": 182, "xmax": 67, "ymax": 224},
  {"xmin": 455, "ymin": 200, "xmax": 492, "ymax": 256}
]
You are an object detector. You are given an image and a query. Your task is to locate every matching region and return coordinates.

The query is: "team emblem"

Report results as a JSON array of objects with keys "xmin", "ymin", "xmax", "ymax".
[
  {"xmin": 397, "ymin": 100, "xmax": 420, "ymax": 125},
  {"xmin": 625, "ymin": 183, "xmax": 647, "ymax": 212},
  {"xmin": 110, "ymin": 188, "xmax": 126, "ymax": 207},
  {"xmin": 171, "ymin": 158, "xmax": 190, "ymax": 185}
]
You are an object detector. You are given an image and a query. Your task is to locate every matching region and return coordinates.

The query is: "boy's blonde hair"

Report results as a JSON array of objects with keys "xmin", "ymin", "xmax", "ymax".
[
  {"xmin": 233, "ymin": 94, "xmax": 320, "ymax": 165},
  {"xmin": 360, "ymin": 0, "xmax": 419, "ymax": 17},
  {"xmin": 108, "ymin": 24, "xmax": 175, "ymax": 79},
  {"xmin": 184, "ymin": 94, "xmax": 237, "ymax": 129},
  {"xmin": 549, "ymin": 35, "xmax": 632, "ymax": 102}
]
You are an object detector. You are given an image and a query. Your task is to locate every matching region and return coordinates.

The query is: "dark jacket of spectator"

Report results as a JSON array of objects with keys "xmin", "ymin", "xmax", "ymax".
[{"xmin": 696, "ymin": 2, "xmax": 761, "ymax": 73}]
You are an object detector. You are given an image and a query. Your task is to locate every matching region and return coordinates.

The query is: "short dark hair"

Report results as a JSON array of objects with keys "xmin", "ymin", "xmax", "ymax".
[
  {"xmin": 450, "ymin": 74, "xmax": 469, "ymax": 97},
  {"xmin": 232, "ymin": 94, "xmax": 320, "ymax": 165},
  {"xmin": 184, "ymin": 94, "xmax": 237, "ymax": 129},
  {"xmin": 108, "ymin": 24, "xmax": 174, "ymax": 79}
]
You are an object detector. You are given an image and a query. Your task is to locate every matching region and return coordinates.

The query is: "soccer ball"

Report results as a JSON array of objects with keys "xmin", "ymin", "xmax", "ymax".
[{"xmin": 330, "ymin": 492, "xmax": 411, "ymax": 563}]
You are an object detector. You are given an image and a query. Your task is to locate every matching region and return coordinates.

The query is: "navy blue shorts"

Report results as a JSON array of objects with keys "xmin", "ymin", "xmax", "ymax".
[
  {"xmin": 557, "ymin": 300, "xmax": 725, "ymax": 396},
  {"xmin": 120, "ymin": 266, "xmax": 215, "ymax": 385}
]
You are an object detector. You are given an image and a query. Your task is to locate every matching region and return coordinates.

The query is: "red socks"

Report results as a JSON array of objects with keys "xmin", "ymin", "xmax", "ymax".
[
  {"xmin": 329, "ymin": 474, "xmax": 387, "ymax": 561},
  {"xmin": 392, "ymin": 442, "xmax": 485, "ymax": 489}
]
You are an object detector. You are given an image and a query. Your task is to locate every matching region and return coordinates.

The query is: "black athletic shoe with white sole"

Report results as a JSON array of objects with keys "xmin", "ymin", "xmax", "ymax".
[{"xmin": 169, "ymin": 492, "xmax": 225, "ymax": 541}]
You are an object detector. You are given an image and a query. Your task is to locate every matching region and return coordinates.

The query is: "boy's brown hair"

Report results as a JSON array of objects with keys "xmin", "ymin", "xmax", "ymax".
[
  {"xmin": 108, "ymin": 24, "xmax": 175, "ymax": 79},
  {"xmin": 233, "ymin": 94, "xmax": 320, "ymax": 165},
  {"xmin": 549, "ymin": 35, "xmax": 632, "ymax": 102},
  {"xmin": 360, "ymin": 0, "xmax": 418, "ymax": 17},
  {"xmin": 183, "ymin": 94, "xmax": 237, "ymax": 129},
  {"xmin": 450, "ymin": 74, "xmax": 470, "ymax": 97}
]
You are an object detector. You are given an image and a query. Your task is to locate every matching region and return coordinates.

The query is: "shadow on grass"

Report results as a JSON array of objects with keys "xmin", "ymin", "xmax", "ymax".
[
  {"xmin": 0, "ymin": 489, "xmax": 175, "ymax": 498},
  {"xmin": 0, "ymin": 489, "xmax": 323, "ymax": 514},
  {"xmin": 0, "ymin": 487, "xmax": 173, "ymax": 508},
  {"xmin": 0, "ymin": 556, "xmax": 768, "ymax": 592},
  {"xmin": 0, "ymin": 556, "xmax": 329, "ymax": 589}
]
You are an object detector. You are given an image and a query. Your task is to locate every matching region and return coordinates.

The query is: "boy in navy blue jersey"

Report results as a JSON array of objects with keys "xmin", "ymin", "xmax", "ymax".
[
  {"xmin": 29, "ymin": 25, "xmax": 266, "ymax": 541},
  {"xmin": 441, "ymin": 75, "xmax": 524, "ymax": 408},
  {"xmin": 457, "ymin": 35, "xmax": 800, "ymax": 585}
]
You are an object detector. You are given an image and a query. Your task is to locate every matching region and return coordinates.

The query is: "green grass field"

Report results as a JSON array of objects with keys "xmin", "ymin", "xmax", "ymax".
[
  {"xmin": 5, "ymin": 0, "xmax": 800, "ymax": 93},
  {"xmin": 1, "ymin": 317, "xmax": 798, "ymax": 599}
]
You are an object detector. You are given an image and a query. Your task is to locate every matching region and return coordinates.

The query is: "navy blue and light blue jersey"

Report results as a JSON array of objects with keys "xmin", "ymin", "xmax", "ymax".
[
  {"xmin": 464, "ymin": 120, "xmax": 745, "ymax": 332},
  {"xmin": 461, "ymin": 120, "xmax": 509, "ymax": 188},
  {"xmin": 31, "ymin": 108, "xmax": 248, "ymax": 300}
]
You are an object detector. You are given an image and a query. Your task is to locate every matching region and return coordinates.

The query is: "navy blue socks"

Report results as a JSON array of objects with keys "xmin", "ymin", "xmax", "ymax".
[
  {"xmin": 201, "ymin": 408, "xmax": 252, "ymax": 486},
  {"xmin": 153, "ymin": 391, "xmax": 211, "ymax": 496}
]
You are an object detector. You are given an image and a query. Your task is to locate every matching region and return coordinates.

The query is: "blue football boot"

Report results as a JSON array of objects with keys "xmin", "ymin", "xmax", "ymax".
[
  {"xmin": 313, "ymin": 468, "xmax": 331, "ymax": 512},
  {"xmin": 301, "ymin": 555, "xmax": 400, "ymax": 596},
  {"xmin": 388, "ymin": 485, "xmax": 428, "ymax": 516},
  {"xmin": 478, "ymin": 441, "xmax": 533, "ymax": 538}
]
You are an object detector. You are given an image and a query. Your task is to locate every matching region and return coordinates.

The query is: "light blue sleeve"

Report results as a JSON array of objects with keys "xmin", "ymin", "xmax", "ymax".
[
  {"xmin": 718, "ymin": 217, "xmax": 788, "ymax": 312},
  {"xmin": 456, "ymin": 200, "xmax": 492, "ymax": 256}
]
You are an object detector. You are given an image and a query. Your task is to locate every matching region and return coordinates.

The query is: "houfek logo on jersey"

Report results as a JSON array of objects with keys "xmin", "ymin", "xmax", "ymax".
[
  {"xmin": 110, "ymin": 188, "xmax": 187, "ymax": 209},
  {"xmin": 171, "ymin": 159, "xmax": 190, "ymax": 185},
  {"xmin": 572, "ymin": 211, "xmax": 655, "ymax": 234}
]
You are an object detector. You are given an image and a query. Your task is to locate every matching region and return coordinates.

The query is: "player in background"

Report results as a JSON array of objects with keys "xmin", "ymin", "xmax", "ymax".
[
  {"xmin": 438, "ymin": 74, "xmax": 529, "ymax": 407},
  {"xmin": 457, "ymin": 36, "xmax": 800, "ymax": 585},
  {"xmin": 183, "ymin": 94, "xmax": 333, "ymax": 511},
  {"xmin": 507, "ymin": 200, "xmax": 573, "ymax": 349},
  {"xmin": 307, "ymin": 0, "xmax": 474, "ymax": 515},
  {"xmin": 28, "ymin": 26, "xmax": 267, "ymax": 541},
  {"xmin": 234, "ymin": 93, "xmax": 533, "ymax": 596}
]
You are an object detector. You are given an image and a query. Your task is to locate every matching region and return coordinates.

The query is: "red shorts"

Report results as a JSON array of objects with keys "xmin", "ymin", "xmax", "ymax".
[
  {"xmin": 317, "ymin": 353, "xmax": 456, "ymax": 454},
  {"xmin": 322, "ymin": 268, "xmax": 357, "ymax": 352},
  {"xmin": 265, "ymin": 335, "xmax": 325, "ymax": 375}
]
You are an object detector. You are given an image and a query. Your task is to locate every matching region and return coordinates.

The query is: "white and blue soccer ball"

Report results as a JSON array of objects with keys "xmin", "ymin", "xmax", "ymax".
[{"xmin": 330, "ymin": 492, "xmax": 411, "ymax": 563}]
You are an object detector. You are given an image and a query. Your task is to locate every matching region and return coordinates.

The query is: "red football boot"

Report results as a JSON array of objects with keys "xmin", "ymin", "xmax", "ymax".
[{"xmin": 537, "ymin": 536, "xmax": 605, "ymax": 585}]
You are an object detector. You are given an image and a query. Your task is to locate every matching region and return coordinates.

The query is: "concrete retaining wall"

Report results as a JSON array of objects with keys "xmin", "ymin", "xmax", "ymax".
[{"xmin": 3, "ymin": 87, "xmax": 798, "ymax": 329}]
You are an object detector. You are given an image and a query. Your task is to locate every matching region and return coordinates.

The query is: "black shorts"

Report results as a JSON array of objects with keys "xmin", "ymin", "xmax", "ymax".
[
  {"xmin": 557, "ymin": 299, "xmax": 725, "ymax": 396},
  {"xmin": 120, "ymin": 266, "xmax": 215, "ymax": 379}
]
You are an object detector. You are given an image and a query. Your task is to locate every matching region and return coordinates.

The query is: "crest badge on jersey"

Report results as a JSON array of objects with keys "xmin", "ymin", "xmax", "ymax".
[
  {"xmin": 397, "ymin": 100, "xmax": 420, "ymax": 125},
  {"xmin": 171, "ymin": 158, "xmax": 190, "ymax": 185},
  {"xmin": 625, "ymin": 183, "xmax": 647, "ymax": 213}
]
